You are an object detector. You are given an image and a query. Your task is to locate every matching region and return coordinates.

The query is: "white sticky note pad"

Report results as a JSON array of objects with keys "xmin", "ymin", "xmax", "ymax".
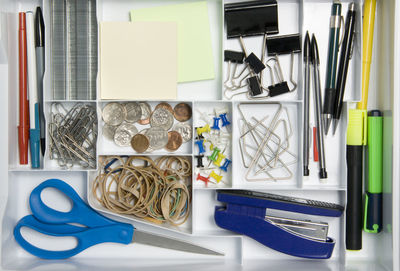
[{"xmin": 100, "ymin": 22, "xmax": 177, "ymax": 100}]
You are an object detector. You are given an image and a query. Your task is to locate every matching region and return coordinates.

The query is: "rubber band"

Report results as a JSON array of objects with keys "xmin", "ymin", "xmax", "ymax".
[{"xmin": 92, "ymin": 156, "xmax": 191, "ymax": 226}]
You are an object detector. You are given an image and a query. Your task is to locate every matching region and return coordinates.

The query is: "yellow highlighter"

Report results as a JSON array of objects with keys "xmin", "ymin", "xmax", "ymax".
[{"xmin": 346, "ymin": 0, "xmax": 376, "ymax": 250}]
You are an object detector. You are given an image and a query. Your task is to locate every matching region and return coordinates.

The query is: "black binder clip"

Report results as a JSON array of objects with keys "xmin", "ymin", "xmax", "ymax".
[
  {"xmin": 261, "ymin": 34, "xmax": 302, "ymax": 97},
  {"xmin": 224, "ymin": 0, "xmax": 279, "ymax": 39},
  {"xmin": 223, "ymin": 0, "xmax": 279, "ymax": 100},
  {"xmin": 214, "ymin": 190, "xmax": 344, "ymax": 259}
]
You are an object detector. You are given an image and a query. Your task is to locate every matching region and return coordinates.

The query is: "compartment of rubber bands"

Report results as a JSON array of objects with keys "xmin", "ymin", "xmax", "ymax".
[{"xmin": 88, "ymin": 155, "xmax": 193, "ymax": 234}]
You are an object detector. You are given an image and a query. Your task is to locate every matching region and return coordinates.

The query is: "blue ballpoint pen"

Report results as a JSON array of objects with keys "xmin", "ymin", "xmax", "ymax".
[{"xmin": 26, "ymin": 12, "xmax": 40, "ymax": 168}]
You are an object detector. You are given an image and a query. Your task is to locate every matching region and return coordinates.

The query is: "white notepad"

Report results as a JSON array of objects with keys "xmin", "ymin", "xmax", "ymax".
[{"xmin": 100, "ymin": 22, "xmax": 177, "ymax": 100}]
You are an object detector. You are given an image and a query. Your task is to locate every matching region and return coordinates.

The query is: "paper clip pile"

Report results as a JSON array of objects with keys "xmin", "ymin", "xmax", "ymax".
[
  {"xmin": 48, "ymin": 103, "xmax": 97, "ymax": 169},
  {"xmin": 238, "ymin": 103, "xmax": 297, "ymax": 181}
]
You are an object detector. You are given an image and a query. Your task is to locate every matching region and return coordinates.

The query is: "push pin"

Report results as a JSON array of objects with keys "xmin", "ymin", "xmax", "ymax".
[
  {"xmin": 197, "ymin": 110, "xmax": 213, "ymax": 124},
  {"xmin": 209, "ymin": 170, "xmax": 223, "ymax": 183},
  {"xmin": 212, "ymin": 117, "xmax": 220, "ymax": 130},
  {"xmin": 208, "ymin": 147, "xmax": 221, "ymax": 162},
  {"xmin": 196, "ymin": 173, "xmax": 211, "ymax": 186},
  {"xmin": 219, "ymin": 113, "xmax": 231, "ymax": 127},
  {"xmin": 195, "ymin": 139, "xmax": 206, "ymax": 154},
  {"xmin": 197, "ymin": 124, "xmax": 211, "ymax": 136},
  {"xmin": 220, "ymin": 158, "xmax": 232, "ymax": 172},
  {"xmin": 195, "ymin": 155, "xmax": 204, "ymax": 168},
  {"xmin": 214, "ymin": 153, "xmax": 226, "ymax": 167}
]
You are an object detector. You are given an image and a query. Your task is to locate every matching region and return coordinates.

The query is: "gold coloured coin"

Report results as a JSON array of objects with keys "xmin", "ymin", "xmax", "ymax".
[
  {"xmin": 130, "ymin": 134, "xmax": 150, "ymax": 153},
  {"xmin": 173, "ymin": 103, "xmax": 192, "ymax": 122}
]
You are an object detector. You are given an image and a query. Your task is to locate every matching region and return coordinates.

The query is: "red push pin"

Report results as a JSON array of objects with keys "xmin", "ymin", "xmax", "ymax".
[{"xmin": 197, "ymin": 173, "xmax": 211, "ymax": 187}]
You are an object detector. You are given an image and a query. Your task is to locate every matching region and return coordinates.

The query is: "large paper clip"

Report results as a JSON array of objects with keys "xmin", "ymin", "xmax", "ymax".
[{"xmin": 214, "ymin": 190, "xmax": 344, "ymax": 259}]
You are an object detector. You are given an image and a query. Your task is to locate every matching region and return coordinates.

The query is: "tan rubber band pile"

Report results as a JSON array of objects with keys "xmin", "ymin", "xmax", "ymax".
[{"xmin": 92, "ymin": 156, "xmax": 191, "ymax": 226}]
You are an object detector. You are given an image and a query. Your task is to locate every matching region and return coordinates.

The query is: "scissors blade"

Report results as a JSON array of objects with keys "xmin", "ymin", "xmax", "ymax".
[{"xmin": 131, "ymin": 230, "xmax": 223, "ymax": 256}]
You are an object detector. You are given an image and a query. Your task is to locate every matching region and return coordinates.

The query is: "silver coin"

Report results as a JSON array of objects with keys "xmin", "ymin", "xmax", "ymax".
[
  {"xmin": 145, "ymin": 127, "xmax": 168, "ymax": 150},
  {"xmin": 102, "ymin": 124, "xmax": 117, "ymax": 141},
  {"xmin": 102, "ymin": 103, "xmax": 126, "ymax": 126},
  {"xmin": 124, "ymin": 102, "xmax": 142, "ymax": 123},
  {"xmin": 116, "ymin": 123, "xmax": 138, "ymax": 137},
  {"xmin": 150, "ymin": 108, "xmax": 174, "ymax": 130},
  {"xmin": 114, "ymin": 130, "xmax": 132, "ymax": 147},
  {"xmin": 139, "ymin": 102, "xmax": 152, "ymax": 120},
  {"xmin": 172, "ymin": 122, "xmax": 192, "ymax": 142}
]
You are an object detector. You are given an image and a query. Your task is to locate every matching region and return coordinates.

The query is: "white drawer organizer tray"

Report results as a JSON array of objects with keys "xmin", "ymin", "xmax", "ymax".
[{"xmin": 0, "ymin": 0, "xmax": 399, "ymax": 270}]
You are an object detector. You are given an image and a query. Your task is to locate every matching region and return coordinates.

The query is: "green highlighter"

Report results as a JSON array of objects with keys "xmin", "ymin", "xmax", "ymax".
[{"xmin": 364, "ymin": 110, "xmax": 383, "ymax": 233}]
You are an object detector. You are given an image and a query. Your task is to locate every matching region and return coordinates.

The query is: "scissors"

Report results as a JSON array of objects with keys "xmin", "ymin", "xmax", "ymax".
[{"xmin": 14, "ymin": 179, "xmax": 223, "ymax": 259}]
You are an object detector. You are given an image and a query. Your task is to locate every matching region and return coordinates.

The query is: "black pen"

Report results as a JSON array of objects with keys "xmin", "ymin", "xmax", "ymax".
[
  {"xmin": 311, "ymin": 35, "xmax": 327, "ymax": 179},
  {"xmin": 332, "ymin": 2, "xmax": 356, "ymax": 135},
  {"xmin": 35, "ymin": 7, "xmax": 45, "ymax": 155},
  {"xmin": 303, "ymin": 32, "xmax": 311, "ymax": 176}
]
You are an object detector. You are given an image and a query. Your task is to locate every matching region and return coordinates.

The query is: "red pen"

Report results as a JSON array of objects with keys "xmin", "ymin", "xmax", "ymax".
[{"xmin": 19, "ymin": 12, "xmax": 29, "ymax": 165}]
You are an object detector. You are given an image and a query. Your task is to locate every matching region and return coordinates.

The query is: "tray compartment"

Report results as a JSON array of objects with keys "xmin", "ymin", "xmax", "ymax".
[
  {"xmin": 232, "ymin": 101, "xmax": 301, "ymax": 188},
  {"xmin": 87, "ymin": 155, "xmax": 193, "ymax": 235},
  {"xmin": 193, "ymin": 101, "xmax": 233, "ymax": 188},
  {"xmin": 98, "ymin": 101, "xmax": 193, "ymax": 156}
]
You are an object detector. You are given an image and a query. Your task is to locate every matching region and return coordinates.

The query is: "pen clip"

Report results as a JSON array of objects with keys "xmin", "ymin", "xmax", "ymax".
[{"xmin": 349, "ymin": 28, "xmax": 356, "ymax": 60}]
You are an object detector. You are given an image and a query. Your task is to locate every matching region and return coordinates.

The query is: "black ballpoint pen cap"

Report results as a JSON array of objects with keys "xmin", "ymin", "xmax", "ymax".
[
  {"xmin": 311, "ymin": 34, "xmax": 320, "ymax": 65},
  {"xmin": 35, "ymin": 6, "xmax": 45, "ymax": 47},
  {"xmin": 304, "ymin": 31, "xmax": 311, "ymax": 61}
]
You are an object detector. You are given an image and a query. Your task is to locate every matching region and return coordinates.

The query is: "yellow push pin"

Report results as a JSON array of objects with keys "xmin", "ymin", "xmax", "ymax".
[
  {"xmin": 213, "ymin": 153, "xmax": 226, "ymax": 167},
  {"xmin": 209, "ymin": 170, "xmax": 223, "ymax": 183},
  {"xmin": 196, "ymin": 124, "xmax": 211, "ymax": 136}
]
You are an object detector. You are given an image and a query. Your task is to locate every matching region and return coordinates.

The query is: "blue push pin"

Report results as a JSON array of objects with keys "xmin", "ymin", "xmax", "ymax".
[
  {"xmin": 220, "ymin": 113, "xmax": 231, "ymax": 127},
  {"xmin": 220, "ymin": 158, "xmax": 232, "ymax": 172},
  {"xmin": 195, "ymin": 139, "xmax": 206, "ymax": 154},
  {"xmin": 212, "ymin": 117, "xmax": 220, "ymax": 130}
]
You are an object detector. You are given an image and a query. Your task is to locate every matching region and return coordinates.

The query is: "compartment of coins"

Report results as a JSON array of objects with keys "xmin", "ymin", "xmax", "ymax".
[{"xmin": 98, "ymin": 101, "xmax": 193, "ymax": 155}]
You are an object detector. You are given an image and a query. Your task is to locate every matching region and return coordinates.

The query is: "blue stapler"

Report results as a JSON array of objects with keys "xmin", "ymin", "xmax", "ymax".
[{"xmin": 214, "ymin": 190, "xmax": 344, "ymax": 259}]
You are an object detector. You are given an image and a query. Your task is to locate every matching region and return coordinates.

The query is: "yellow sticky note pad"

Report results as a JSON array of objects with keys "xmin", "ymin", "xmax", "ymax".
[
  {"xmin": 131, "ymin": 1, "xmax": 215, "ymax": 83},
  {"xmin": 100, "ymin": 22, "xmax": 177, "ymax": 100}
]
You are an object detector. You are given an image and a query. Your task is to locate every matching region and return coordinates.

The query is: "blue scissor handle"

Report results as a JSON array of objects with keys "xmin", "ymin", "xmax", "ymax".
[
  {"xmin": 14, "ymin": 215, "xmax": 134, "ymax": 260},
  {"xmin": 29, "ymin": 179, "xmax": 116, "ymax": 227}
]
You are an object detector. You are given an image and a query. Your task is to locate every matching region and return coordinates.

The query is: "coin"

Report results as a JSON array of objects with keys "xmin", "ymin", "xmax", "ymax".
[
  {"xmin": 138, "ymin": 102, "xmax": 152, "ymax": 125},
  {"xmin": 102, "ymin": 103, "xmax": 126, "ymax": 126},
  {"xmin": 155, "ymin": 102, "xmax": 174, "ymax": 114},
  {"xmin": 173, "ymin": 103, "xmax": 192, "ymax": 122},
  {"xmin": 172, "ymin": 122, "xmax": 192, "ymax": 142},
  {"xmin": 114, "ymin": 130, "xmax": 132, "ymax": 147},
  {"xmin": 102, "ymin": 124, "xmax": 117, "ymax": 141},
  {"xmin": 150, "ymin": 108, "xmax": 174, "ymax": 130},
  {"xmin": 116, "ymin": 123, "xmax": 138, "ymax": 137},
  {"xmin": 130, "ymin": 134, "xmax": 150, "ymax": 153},
  {"xmin": 145, "ymin": 127, "xmax": 168, "ymax": 150},
  {"xmin": 165, "ymin": 131, "xmax": 183, "ymax": 152},
  {"xmin": 124, "ymin": 102, "xmax": 142, "ymax": 123}
]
